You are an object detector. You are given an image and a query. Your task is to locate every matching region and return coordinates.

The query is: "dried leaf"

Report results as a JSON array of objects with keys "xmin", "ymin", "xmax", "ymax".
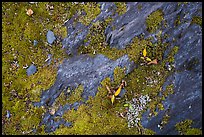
[
  {"xmin": 114, "ymin": 86, "xmax": 121, "ymax": 96},
  {"xmin": 119, "ymin": 111, "xmax": 127, "ymax": 118},
  {"xmin": 121, "ymin": 80, "xmax": 127, "ymax": 87},
  {"xmin": 106, "ymin": 85, "xmax": 111, "ymax": 94},
  {"xmin": 111, "ymin": 95, "xmax": 115, "ymax": 104},
  {"xmin": 143, "ymin": 48, "xmax": 147, "ymax": 57},
  {"xmin": 26, "ymin": 9, "xmax": 33, "ymax": 16},
  {"xmin": 147, "ymin": 59, "xmax": 158, "ymax": 65}
]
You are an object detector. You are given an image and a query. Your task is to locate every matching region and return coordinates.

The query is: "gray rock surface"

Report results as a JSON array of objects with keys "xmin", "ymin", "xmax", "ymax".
[
  {"xmin": 47, "ymin": 30, "xmax": 56, "ymax": 45},
  {"xmin": 26, "ymin": 64, "xmax": 37, "ymax": 76},
  {"xmin": 33, "ymin": 40, "xmax": 38, "ymax": 46}
]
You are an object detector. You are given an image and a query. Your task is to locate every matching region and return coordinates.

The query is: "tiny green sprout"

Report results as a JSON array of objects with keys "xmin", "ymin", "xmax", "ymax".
[
  {"xmin": 123, "ymin": 103, "xmax": 133, "ymax": 110},
  {"xmin": 129, "ymin": 104, "xmax": 134, "ymax": 110}
]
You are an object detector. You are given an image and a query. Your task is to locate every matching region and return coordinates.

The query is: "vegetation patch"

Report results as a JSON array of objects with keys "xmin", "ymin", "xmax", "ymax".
[
  {"xmin": 77, "ymin": 2, "xmax": 101, "ymax": 26},
  {"xmin": 2, "ymin": 2, "xmax": 78, "ymax": 135},
  {"xmin": 55, "ymin": 69, "xmax": 155, "ymax": 135},
  {"xmin": 175, "ymin": 119, "xmax": 202, "ymax": 135},
  {"xmin": 3, "ymin": 2, "xmax": 183, "ymax": 135},
  {"xmin": 114, "ymin": 2, "xmax": 127, "ymax": 16},
  {"xmin": 191, "ymin": 16, "xmax": 202, "ymax": 27},
  {"xmin": 146, "ymin": 9, "xmax": 164, "ymax": 33}
]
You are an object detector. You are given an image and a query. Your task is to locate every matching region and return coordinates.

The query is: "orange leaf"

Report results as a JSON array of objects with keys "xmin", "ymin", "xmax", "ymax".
[
  {"xmin": 114, "ymin": 86, "xmax": 122, "ymax": 96},
  {"xmin": 26, "ymin": 9, "xmax": 33, "ymax": 16},
  {"xmin": 147, "ymin": 59, "xmax": 158, "ymax": 65}
]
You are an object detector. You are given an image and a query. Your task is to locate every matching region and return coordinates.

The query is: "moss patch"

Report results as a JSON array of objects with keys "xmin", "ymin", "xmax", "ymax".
[
  {"xmin": 146, "ymin": 9, "xmax": 164, "ymax": 33},
  {"xmin": 191, "ymin": 16, "xmax": 202, "ymax": 27},
  {"xmin": 67, "ymin": 85, "xmax": 84, "ymax": 104},
  {"xmin": 2, "ymin": 2, "xmax": 77, "ymax": 135},
  {"xmin": 114, "ymin": 2, "xmax": 127, "ymax": 16},
  {"xmin": 175, "ymin": 119, "xmax": 202, "ymax": 135},
  {"xmin": 77, "ymin": 2, "xmax": 101, "ymax": 26}
]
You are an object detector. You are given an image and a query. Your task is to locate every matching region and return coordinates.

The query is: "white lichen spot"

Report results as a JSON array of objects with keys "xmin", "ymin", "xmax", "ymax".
[{"xmin": 126, "ymin": 94, "xmax": 151, "ymax": 128}]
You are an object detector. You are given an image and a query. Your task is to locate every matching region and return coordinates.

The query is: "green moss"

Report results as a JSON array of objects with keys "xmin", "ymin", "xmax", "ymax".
[
  {"xmin": 174, "ymin": 16, "xmax": 181, "ymax": 26},
  {"xmin": 161, "ymin": 114, "xmax": 170, "ymax": 128},
  {"xmin": 114, "ymin": 2, "xmax": 127, "ymax": 16},
  {"xmin": 78, "ymin": 2, "xmax": 101, "ymax": 26},
  {"xmin": 113, "ymin": 66, "xmax": 126, "ymax": 86},
  {"xmin": 175, "ymin": 119, "xmax": 202, "ymax": 135},
  {"xmin": 55, "ymin": 21, "xmax": 176, "ymax": 134},
  {"xmin": 2, "ymin": 2, "xmax": 72, "ymax": 135},
  {"xmin": 68, "ymin": 85, "xmax": 84, "ymax": 104},
  {"xmin": 146, "ymin": 9, "xmax": 164, "ymax": 33},
  {"xmin": 59, "ymin": 77, "xmax": 140, "ymax": 135},
  {"xmin": 56, "ymin": 67, "xmax": 158, "ymax": 135},
  {"xmin": 165, "ymin": 46, "xmax": 179, "ymax": 64},
  {"xmin": 191, "ymin": 16, "xmax": 202, "ymax": 26},
  {"xmin": 185, "ymin": 128, "xmax": 202, "ymax": 135},
  {"xmin": 78, "ymin": 19, "xmax": 125, "ymax": 60}
]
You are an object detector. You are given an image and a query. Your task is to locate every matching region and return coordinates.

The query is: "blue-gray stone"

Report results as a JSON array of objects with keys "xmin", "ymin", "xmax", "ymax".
[
  {"xmin": 26, "ymin": 64, "xmax": 37, "ymax": 76},
  {"xmin": 33, "ymin": 40, "xmax": 38, "ymax": 46},
  {"xmin": 47, "ymin": 30, "xmax": 56, "ymax": 45},
  {"xmin": 6, "ymin": 110, "xmax": 11, "ymax": 118},
  {"xmin": 64, "ymin": 122, "xmax": 72, "ymax": 127}
]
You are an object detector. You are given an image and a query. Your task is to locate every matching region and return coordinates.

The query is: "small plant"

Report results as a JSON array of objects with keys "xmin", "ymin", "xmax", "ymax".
[
  {"xmin": 106, "ymin": 80, "xmax": 127, "ymax": 104},
  {"xmin": 140, "ymin": 48, "xmax": 158, "ymax": 65},
  {"xmin": 175, "ymin": 119, "xmax": 202, "ymax": 135}
]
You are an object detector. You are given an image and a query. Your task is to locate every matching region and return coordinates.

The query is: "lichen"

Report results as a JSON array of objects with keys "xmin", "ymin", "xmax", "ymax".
[
  {"xmin": 77, "ymin": 2, "xmax": 101, "ymax": 26},
  {"xmin": 175, "ymin": 119, "xmax": 202, "ymax": 135},
  {"xmin": 146, "ymin": 9, "xmax": 164, "ymax": 33}
]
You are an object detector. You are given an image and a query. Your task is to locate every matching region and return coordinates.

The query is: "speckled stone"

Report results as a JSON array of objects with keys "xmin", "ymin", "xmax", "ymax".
[
  {"xmin": 47, "ymin": 30, "xmax": 56, "ymax": 45},
  {"xmin": 26, "ymin": 64, "xmax": 37, "ymax": 76}
]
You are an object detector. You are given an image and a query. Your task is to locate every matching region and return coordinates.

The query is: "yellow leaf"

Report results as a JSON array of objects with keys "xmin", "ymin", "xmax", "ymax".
[
  {"xmin": 114, "ymin": 86, "xmax": 121, "ymax": 96},
  {"xmin": 143, "ymin": 48, "xmax": 147, "ymax": 57},
  {"xmin": 140, "ymin": 57, "xmax": 145, "ymax": 60},
  {"xmin": 111, "ymin": 95, "xmax": 115, "ymax": 104},
  {"xmin": 146, "ymin": 57, "xmax": 152, "ymax": 62}
]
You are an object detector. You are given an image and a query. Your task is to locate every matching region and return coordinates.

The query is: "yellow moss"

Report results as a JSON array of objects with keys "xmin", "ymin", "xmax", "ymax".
[
  {"xmin": 175, "ymin": 119, "xmax": 202, "ymax": 135},
  {"xmin": 78, "ymin": 2, "xmax": 101, "ymax": 26},
  {"xmin": 191, "ymin": 16, "xmax": 202, "ymax": 26},
  {"xmin": 2, "ymin": 2, "xmax": 70, "ymax": 135},
  {"xmin": 146, "ymin": 9, "xmax": 164, "ymax": 33},
  {"xmin": 68, "ymin": 85, "xmax": 84, "ymax": 104},
  {"xmin": 114, "ymin": 2, "xmax": 127, "ymax": 16}
]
